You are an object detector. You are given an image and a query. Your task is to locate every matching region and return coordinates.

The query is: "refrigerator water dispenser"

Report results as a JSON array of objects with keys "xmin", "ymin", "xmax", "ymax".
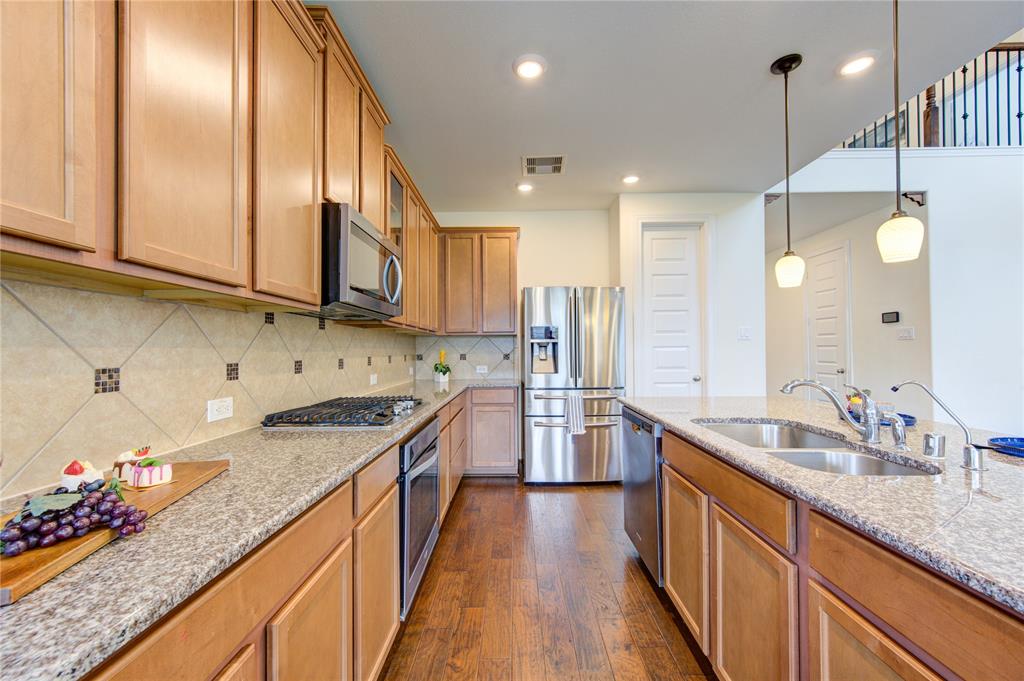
[{"xmin": 529, "ymin": 325, "xmax": 558, "ymax": 374}]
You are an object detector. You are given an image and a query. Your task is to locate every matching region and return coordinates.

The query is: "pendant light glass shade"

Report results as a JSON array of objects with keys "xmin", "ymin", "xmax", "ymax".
[
  {"xmin": 775, "ymin": 251, "xmax": 806, "ymax": 288},
  {"xmin": 877, "ymin": 212, "xmax": 924, "ymax": 263}
]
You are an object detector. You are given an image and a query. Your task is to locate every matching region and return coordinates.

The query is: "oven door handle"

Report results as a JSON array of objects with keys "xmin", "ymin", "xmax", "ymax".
[{"xmin": 408, "ymin": 446, "xmax": 439, "ymax": 480}]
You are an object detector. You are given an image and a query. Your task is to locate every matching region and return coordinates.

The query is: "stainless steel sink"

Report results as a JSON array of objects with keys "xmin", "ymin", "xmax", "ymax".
[
  {"xmin": 701, "ymin": 422, "xmax": 848, "ymax": 449},
  {"xmin": 767, "ymin": 450, "xmax": 935, "ymax": 476}
]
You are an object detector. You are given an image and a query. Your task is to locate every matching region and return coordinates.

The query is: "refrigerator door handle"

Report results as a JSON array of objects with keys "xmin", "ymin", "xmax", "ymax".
[
  {"xmin": 567, "ymin": 289, "xmax": 577, "ymax": 383},
  {"xmin": 535, "ymin": 420, "xmax": 618, "ymax": 429},
  {"xmin": 574, "ymin": 287, "xmax": 584, "ymax": 383}
]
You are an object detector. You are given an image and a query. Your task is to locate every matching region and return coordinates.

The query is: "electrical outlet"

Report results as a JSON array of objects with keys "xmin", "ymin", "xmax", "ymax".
[
  {"xmin": 897, "ymin": 327, "xmax": 916, "ymax": 341},
  {"xmin": 370, "ymin": 373, "xmax": 378, "ymax": 385},
  {"xmin": 476, "ymin": 365, "xmax": 489, "ymax": 374},
  {"xmin": 207, "ymin": 397, "xmax": 233, "ymax": 422}
]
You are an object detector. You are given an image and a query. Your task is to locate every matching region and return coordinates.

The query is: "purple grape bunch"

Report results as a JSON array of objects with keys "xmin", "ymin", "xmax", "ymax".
[{"xmin": 1, "ymin": 478, "xmax": 148, "ymax": 558}]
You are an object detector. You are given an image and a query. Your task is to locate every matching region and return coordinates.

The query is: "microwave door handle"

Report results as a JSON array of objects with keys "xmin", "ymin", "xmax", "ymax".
[
  {"xmin": 392, "ymin": 256, "xmax": 403, "ymax": 303},
  {"xmin": 382, "ymin": 254, "xmax": 400, "ymax": 304}
]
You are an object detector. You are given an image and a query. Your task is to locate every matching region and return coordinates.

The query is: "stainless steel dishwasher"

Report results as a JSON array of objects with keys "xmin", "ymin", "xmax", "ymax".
[{"xmin": 622, "ymin": 407, "xmax": 663, "ymax": 586}]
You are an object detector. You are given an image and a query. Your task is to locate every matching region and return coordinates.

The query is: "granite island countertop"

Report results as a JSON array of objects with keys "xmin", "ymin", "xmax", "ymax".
[
  {"xmin": 619, "ymin": 395, "xmax": 1024, "ymax": 617},
  {"xmin": 0, "ymin": 379, "xmax": 518, "ymax": 681}
]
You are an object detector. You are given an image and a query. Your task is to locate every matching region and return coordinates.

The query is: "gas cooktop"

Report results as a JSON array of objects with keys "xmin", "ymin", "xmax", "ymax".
[{"xmin": 261, "ymin": 395, "xmax": 422, "ymax": 430}]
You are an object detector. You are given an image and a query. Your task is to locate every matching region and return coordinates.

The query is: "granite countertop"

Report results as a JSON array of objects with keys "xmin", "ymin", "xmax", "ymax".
[
  {"xmin": 620, "ymin": 395, "xmax": 1024, "ymax": 617},
  {"xmin": 0, "ymin": 379, "xmax": 517, "ymax": 681}
]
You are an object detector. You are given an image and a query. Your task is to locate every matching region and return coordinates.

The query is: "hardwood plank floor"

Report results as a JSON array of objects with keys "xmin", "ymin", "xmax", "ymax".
[{"xmin": 381, "ymin": 478, "xmax": 716, "ymax": 681}]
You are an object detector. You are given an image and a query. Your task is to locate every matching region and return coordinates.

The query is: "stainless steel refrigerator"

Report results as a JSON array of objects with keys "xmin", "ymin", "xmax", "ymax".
[{"xmin": 522, "ymin": 286, "xmax": 626, "ymax": 483}]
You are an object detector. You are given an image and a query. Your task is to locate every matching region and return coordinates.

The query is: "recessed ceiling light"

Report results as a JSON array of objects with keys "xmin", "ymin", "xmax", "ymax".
[
  {"xmin": 514, "ymin": 54, "xmax": 546, "ymax": 80},
  {"xmin": 840, "ymin": 55, "xmax": 875, "ymax": 76},
  {"xmin": 622, "ymin": 175, "xmax": 640, "ymax": 185},
  {"xmin": 517, "ymin": 182, "xmax": 534, "ymax": 193}
]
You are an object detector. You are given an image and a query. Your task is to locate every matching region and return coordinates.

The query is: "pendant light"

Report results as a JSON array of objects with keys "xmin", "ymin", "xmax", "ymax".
[
  {"xmin": 876, "ymin": 0, "xmax": 924, "ymax": 263},
  {"xmin": 771, "ymin": 53, "xmax": 805, "ymax": 288}
]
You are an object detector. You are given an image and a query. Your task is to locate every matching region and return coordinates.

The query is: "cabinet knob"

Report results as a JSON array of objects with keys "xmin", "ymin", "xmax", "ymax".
[{"xmin": 692, "ymin": 375, "xmax": 702, "ymax": 383}]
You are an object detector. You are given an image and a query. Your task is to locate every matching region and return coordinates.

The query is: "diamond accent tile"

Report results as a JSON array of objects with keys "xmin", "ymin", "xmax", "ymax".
[
  {"xmin": 226, "ymin": 363, "xmax": 239, "ymax": 381},
  {"xmin": 94, "ymin": 368, "xmax": 120, "ymax": 393},
  {"xmin": 294, "ymin": 360, "xmax": 303, "ymax": 375},
  {"xmin": 264, "ymin": 312, "xmax": 275, "ymax": 324},
  {"xmin": 120, "ymin": 308, "xmax": 225, "ymax": 445}
]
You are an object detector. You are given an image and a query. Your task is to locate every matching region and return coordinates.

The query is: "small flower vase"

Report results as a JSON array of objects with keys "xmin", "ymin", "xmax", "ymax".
[{"xmin": 434, "ymin": 372, "xmax": 449, "ymax": 386}]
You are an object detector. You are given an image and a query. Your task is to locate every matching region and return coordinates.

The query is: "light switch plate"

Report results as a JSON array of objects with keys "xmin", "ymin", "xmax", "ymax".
[
  {"xmin": 370, "ymin": 373, "xmax": 378, "ymax": 385},
  {"xmin": 737, "ymin": 326, "xmax": 752, "ymax": 341},
  {"xmin": 897, "ymin": 327, "xmax": 916, "ymax": 341},
  {"xmin": 476, "ymin": 365, "xmax": 489, "ymax": 374},
  {"xmin": 207, "ymin": 397, "xmax": 233, "ymax": 422}
]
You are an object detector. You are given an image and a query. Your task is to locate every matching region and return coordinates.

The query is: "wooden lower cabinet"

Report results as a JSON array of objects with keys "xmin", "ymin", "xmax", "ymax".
[
  {"xmin": 807, "ymin": 581, "xmax": 939, "ymax": 681},
  {"xmin": 439, "ymin": 423, "xmax": 451, "ymax": 521},
  {"xmin": 267, "ymin": 537, "xmax": 353, "ymax": 681},
  {"xmin": 354, "ymin": 484, "xmax": 400, "ymax": 681},
  {"xmin": 469, "ymin": 404, "xmax": 517, "ymax": 472},
  {"xmin": 710, "ymin": 504, "xmax": 797, "ymax": 681},
  {"xmin": 213, "ymin": 644, "xmax": 258, "ymax": 681},
  {"xmin": 662, "ymin": 463, "xmax": 710, "ymax": 654}
]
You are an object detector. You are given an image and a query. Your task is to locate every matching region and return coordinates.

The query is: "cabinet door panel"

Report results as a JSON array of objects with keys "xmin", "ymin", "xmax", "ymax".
[
  {"xmin": 443, "ymin": 232, "xmax": 479, "ymax": 333},
  {"xmin": 711, "ymin": 504, "xmax": 797, "ymax": 681},
  {"xmin": 430, "ymin": 226, "xmax": 440, "ymax": 332},
  {"xmin": 1, "ymin": 0, "xmax": 102, "ymax": 250},
  {"xmin": 384, "ymin": 162, "xmax": 406, "ymax": 324},
  {"xmin": 470, "ymin": 405, "xmax": 516, "ymax": 469},
  {"xmin": 662, "ymin": 464, "xmax": 710, "ymax": 654},
  {"xmin": 481, "ymin": 233, "xmax": 516, "ymax": 333},
  {"xmin": 418, "ymin": 207, "xmax": 432, "ymax": 329},
  {"xmin": 267, "ymin": 537, "xmax": 352, "ymax": 681},
  {"xmin": 807, "ymin": 581, "xmax": 939, "ymax": 681},
  {"xmin": 404, "ymin": 194, "xmax": 421, "ymax": 329},
  {"xmin": 359, "ymin": 96, "xmax": 385, "ymax": 233},
  {"xmin": 439, "ymin": 424, "xmax": 451, "ymax": 522},
  {"xmin": 213, "ymin": 644, "xmax": 258, "ymax": 681},
  {"xmin": 323, "ymin": 34, "xmax": 359, "ymax": 205},
  {"xmin": 354, "ymin": 485, "xmax": 400, "ymax": 681},
  {"xmin": 254, "ymin": 0, "xmax": 323, "ymax": 304},
  {"xmin": 120, "ymin": 0, "xmax": 249, "ymax": 285}
]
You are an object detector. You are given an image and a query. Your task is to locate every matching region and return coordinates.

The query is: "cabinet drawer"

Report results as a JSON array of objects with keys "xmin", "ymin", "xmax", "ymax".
[
  {"xmin": 92, "ymin": 481, "xmax": 353, "ymax": 681},
  {"xmin": 354, "ymin": 446, "xmax": 398, "ymax": 519},
  {"xmin": 438, "ymin": 402, "xmax": 452, "ymax": 427},
  {"xmin": 471, "ymin": 387, "xmax": 516, "ymax": 404},
  {"xmin": 450, "ymin": 390, "xmax": 469, "ymax": 416},
  {"xmin": 809, "ymin": 512, "xmax": 1024, "ymax": 681},
  {"xmin": 451, "ymin": 406, "xmax": 468, "ymax": 454},
  {"xmin": 663, "ymin": 433, "xmax": 794, "ymax": 552}
]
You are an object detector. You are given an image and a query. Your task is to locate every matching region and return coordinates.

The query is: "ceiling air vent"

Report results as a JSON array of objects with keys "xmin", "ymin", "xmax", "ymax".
[{"xmin": 523, "ymin": 155, "xmax": 565, "ymax": 176}]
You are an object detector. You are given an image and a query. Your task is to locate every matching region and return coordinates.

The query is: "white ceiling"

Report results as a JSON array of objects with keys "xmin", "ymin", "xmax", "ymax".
[
  {"xmin": 322, "ymin": 1, "xmax": 1023, "ymax": 211},
  {"xmin": 764, "ymin": 192, "xmax": 893, "ymax": 253}
]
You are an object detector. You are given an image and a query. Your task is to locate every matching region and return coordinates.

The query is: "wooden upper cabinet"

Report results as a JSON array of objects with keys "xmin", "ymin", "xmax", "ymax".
[
  {"xmin": 359, "ymin": 95, "xmax": 385, "ymax": 234},
  {"xmin": 481, "ymin": 232, "xmax": 517, "ymax": 334},
  {"xmin": 711, "ymin": 504, "xmax": 797, "ymax": 681},
  {"xmin": 662, "ymin": 463, "xmax": 710, "ymax": 654},
  {"xmin": 384, "ymin": 155, "xmax": 407, "ymax": 325},
  {"xmin": 404, "ymin": 193, "xmax": 421, "ymax": 329},
  {"xmin": 443, "ymin": 232, "xmax": 480, "ymax": 333},
  {"xmin": 807, "ymin": 581, "xmax": 940, "ymax": 681},
  {"xmin": 429, "ymin": 224, "xmax": 440, "ymax": 332},
  {"xmin": 418, "ymin": 207, "xmax": 432, "ymax": 328},
  {"xmin": 254, "ymin": 0, "xmax": 324, "ymax": 305},
  {"xmin": 1, "ymin": 0, "xmax": 105, "ymax": 251},
  {"xmin": 267, "ymin": 537, "xmax": 353, "ymax": 681},
  {"xmin": 313, "ymin": 10, "xmax": 360, "ymax": 206},
  {"xmin": 119, "ymin": 0, "xmax": 250, "ymax": 286}
]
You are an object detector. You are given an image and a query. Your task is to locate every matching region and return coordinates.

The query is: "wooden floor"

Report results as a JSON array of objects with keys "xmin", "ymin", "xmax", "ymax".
[{"xmin": 381, "ymin": 478, "xmax": 717, "ymax": 681}]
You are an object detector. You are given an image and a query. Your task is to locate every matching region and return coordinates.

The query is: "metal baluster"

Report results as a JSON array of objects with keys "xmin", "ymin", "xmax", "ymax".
[
  {"xmin": 874, "ymin": 120, "xmax": 878, "ymax": 147},
  {"xmin": 1017, "ymin": 50, "xmax": 1022, "ymax": 145},
  {"xmin": 985, "ymin": 51, "xmax": 991, "ymax": 145},
  {"xmin": 952, "ymin": 69, "xmax": 958, "ymax": 146},
  {"xmin": 973, "ymin": 58, "xmax": 978, "ymax": 146},
  {"xmin": 961, "ymin": 65, "xmax": 968, "ymax": 145},
  {"xmin": 941, "ymin": 76, "xmax": 946, "ymax": 145},
  {"xmin": 996, "ymin": 51, "xmax": 1001, "ymax": 145},
  {"xmin": 1008, "ymin": 50, "xmax": 1013, "ymax": 145},
  {"xmin": 916, "ymin": 93, "xmax": 921, "ymax": 146},
  {"xmin": 884, "ymin": 113, "xmax": 890, "ymax": 146}
]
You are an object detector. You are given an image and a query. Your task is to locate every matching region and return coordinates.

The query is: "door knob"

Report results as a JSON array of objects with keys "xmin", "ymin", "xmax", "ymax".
[
  {"xmin": 837, "ymin": 368, "xmax": 846, "ymax": 375},
  {"xmin": 692, "ymin": 375, "xmax": 702, "ymax": 383}
]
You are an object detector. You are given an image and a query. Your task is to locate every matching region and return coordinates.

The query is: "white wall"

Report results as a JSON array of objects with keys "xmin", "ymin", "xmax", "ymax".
[
  {"xmin": 614, "ymin": 193, "xmax": 767, "ymax": 397},
  {"xmin": 775, "ymin": 148, "xmax": 1024, "ymax": 433},
  {"xmin": 765, "ymin": 203, "xmax": 934, "ymax": 419},
  {"xmin": 434, "ymin": 210, "xmax": 612, "ymax": 288}
]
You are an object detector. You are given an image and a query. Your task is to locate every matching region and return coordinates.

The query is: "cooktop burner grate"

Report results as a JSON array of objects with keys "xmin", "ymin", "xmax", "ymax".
[{"xmin": 261, "ymin": 395, "xmax": 421, "ymax": 428}]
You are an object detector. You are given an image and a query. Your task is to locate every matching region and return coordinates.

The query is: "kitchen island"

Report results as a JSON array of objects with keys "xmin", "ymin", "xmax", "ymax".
[{"xmin": 0, "ymin": 379, "xmax": 515, "ymax": 681}]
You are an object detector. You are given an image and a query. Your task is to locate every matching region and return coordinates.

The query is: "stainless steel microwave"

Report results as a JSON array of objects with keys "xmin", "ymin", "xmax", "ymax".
[{"xmin": 319, "ymin": 202, "xmax": 402, "ymax": 320}]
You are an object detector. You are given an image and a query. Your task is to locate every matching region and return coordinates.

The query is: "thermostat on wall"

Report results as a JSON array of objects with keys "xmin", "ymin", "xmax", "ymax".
[{"xmin": 882, "ymin": 311, "xmax": 900, "ymax": 324}]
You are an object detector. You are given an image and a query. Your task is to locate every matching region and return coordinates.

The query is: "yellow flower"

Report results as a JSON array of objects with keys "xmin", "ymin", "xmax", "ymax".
[{"xmin": 439, "ymin": 349, "xmax": 446, "ymax": 364}]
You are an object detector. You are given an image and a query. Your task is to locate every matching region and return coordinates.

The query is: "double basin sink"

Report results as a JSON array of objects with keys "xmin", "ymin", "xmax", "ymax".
[{"xmin": 700, "ymin": 422, "xmax": 934, "ymax": 476}]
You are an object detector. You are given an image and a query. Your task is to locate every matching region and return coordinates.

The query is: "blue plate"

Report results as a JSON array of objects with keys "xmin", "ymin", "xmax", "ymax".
[
  {"xmin": 988, "ymin": 437, "xmax": 1024, "ymax": 457},
  {"xmin": 847, "ymin": 410, "xmax": 917, "ymax": 427}
]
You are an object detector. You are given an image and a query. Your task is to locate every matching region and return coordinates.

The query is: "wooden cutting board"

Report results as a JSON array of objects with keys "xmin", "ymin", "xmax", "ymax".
[{"xmin": 0, "ymin": 459, "xmax": 229, "ymax": 606}]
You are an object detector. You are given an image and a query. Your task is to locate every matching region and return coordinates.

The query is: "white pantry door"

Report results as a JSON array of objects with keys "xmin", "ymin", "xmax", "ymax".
[
  {"xmin": 638, "ymin": 225, "xmax": 703, "ymax": 396},
  {"xmin": 803, "ymin": 244, "xmax": 850, "ymax": 397}
]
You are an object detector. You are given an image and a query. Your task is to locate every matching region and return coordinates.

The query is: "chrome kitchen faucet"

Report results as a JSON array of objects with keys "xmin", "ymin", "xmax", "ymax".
[
  {"xmin": 892, "ymin": 380, "xmax": 985, "ymax": 471},
  {"xmin": 780, "ymin": 379, "xmax": 882, "ymax": 445}
]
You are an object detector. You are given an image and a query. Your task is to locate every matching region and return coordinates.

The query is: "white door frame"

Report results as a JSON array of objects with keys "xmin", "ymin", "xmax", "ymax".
[
  {"xmin": 633, "ymin": 218, "xmax": 710, "ymax": 396},
  {"xmin": 801, "ymin": 240, "xmax": 854, "ymax": 393}
]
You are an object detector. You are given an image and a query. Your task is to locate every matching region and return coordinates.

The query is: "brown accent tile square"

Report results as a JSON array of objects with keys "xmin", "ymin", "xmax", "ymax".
[
  {"xmin": 459, "ymin": 353, "xmax": 467, "ymax": 361},
  {"xmin": 503, "ymin": 353, "xmax": 512, "ymax": 360},
  {"xmin": 294, "ymin": 360, "xmax": 303, "ymax": 374},
  {"xmin": 416, "ymin": 354, "xmax": 423, "ymax": 361},
  {"xmin": 367, "ymin": 356, "xmax": 372, "ymax": 366},
  {"xmin": 264, "ymin": 312, "xmax": 275, "ymax": 324},
  {"xmin": 94, "ymin": 367, "xmax": 120, "ymax": 393},
  {"xmin": 338, "ymin": 358, "xmax": 345, "ymax": 370},
  {"xmin": 226, "ymin": 363, "xmax": 239, "ymax": 381},
  {"xmin": 318, "ymin": 317, "xmax": 326, "ymax": 330},
  {"xmin": 388, "ymin": 355, "xmax": 392, "ymax": 364}
]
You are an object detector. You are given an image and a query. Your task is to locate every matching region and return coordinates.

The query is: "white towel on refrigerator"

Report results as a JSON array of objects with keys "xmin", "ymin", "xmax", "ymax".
[{"xmin": 566, "ymin": 392, "xmax": 586, "ymax": 435}]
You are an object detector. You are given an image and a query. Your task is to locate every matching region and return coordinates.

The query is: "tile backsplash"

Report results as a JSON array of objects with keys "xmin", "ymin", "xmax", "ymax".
[
  {"xmin": 0, "ymin": 280, "xmax": 416, "ymax": 498},
  {"xmin": 416, "ymin": 335, "xmax": 518, "ymax": 381}
]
